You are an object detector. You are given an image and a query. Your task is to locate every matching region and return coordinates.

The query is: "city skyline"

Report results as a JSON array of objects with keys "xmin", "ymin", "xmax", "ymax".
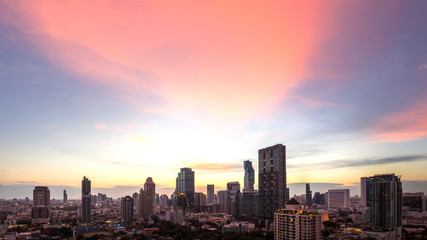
[{"xmin": 1, "ymin": 1, "xmax": 427, "ymax": 198}]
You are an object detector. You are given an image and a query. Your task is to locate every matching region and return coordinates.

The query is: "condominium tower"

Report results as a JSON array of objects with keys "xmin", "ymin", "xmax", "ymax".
[
  {"xmin": 363, "ymin": 174, "xmax": 402, "ymax": 239},
  {"xmin": 31, "ymin": 186, "xmax": 50, "ymax": 224},
  {"xmin": 258, "ymin": 144, "xmax": 288, "ymax": 219},
  {"xmin": 121, "ymin": 196, "xmax": 134, "ymax": 222}
]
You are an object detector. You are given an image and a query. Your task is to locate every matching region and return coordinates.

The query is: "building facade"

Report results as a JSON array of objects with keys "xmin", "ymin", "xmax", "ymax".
[{"xmin": 259, "ymin": 144, "xmax": 288, "ymax": 219}]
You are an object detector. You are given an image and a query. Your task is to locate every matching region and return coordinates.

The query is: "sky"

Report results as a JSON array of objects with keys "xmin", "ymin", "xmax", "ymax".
[{"xmin": 1, "ymin": 1, "xmax": 427, "ymax": 199}]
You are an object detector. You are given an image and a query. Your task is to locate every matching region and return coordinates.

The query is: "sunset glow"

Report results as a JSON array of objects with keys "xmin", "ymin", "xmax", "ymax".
[{"xmin": 1, "ymin": 0, "xmax": 427, "ymax": 199}]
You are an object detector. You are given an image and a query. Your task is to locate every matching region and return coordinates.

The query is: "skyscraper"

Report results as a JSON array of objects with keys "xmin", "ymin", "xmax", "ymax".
[
  {"xmin": 121, "ymin": 196, "xmax": 134, "ymax": 222},
  {"xmin": 207, "ymin": 184, "xmax": 215, "ymax": 205},
  {"xmin": 217, "ymin": 190, "xmax": 229, "ymax": 213},
  {"xmin": 63, "ymin": 189, "xmax": 67, "ymax": 203},
  {"xmin": 139, "ymin": 177, "xmax": 156, "ymax": 218},
  {"xmin": 81, "ymin": 176, "xmax": 91, "ymax": 223},
  {"xmin": 176, "ymin": 168, "xmax": 195, "ymax": 208},
  {"xmin": 361, "ymin": 177, "xmax": 367, "ymax": 207},
  {"xmin": 243, "ymin": 160, "xmax": 254, "ymax": 191},
  {"xmin": 258, "ymin": 144, "xmax": 287, "ymax": 219},
  {"xmin": 364, "ymin": 174, "xmax": 402, "ymax": 239},
  {"xmin": 32, "ymin": 186, "xmax": 50, "ymax": 224},
  {"xmin": 306, "ymin": 183, "xmax": 312, "ymax": 207}
]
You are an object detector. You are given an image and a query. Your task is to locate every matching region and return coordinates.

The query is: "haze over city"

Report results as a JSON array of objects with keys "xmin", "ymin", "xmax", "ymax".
[{"xmin": 1, "ymin": 1, "xmax": 427, "ymax": 199}]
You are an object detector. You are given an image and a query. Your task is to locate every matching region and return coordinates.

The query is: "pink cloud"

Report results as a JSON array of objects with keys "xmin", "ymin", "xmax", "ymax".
[
  {"xmin": 369, "ymin": 99, "xmax": 427, "ymax": 143},
  {"xmin": 94, "ymin": 124, "xmax": 107, "ymax": 130},
  {"xmin": 1, "ymin": 1, "xmax": 339, "ymax": 124}
]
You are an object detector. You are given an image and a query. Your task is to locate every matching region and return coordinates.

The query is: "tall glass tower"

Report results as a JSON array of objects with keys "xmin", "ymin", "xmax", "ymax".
[
  {"xmin": 176, "ymin": 168, "xmax": 195, "ymax": 207},
  {"xmin": 243, "ymin": 160, "xmax": 255, "ymax": 191}
]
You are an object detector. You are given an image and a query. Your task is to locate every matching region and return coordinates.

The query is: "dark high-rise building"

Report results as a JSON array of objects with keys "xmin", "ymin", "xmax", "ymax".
[
  {"xmin": 403, "ymin": 192, "xmax": 426, "ymax": 212},
  {"xmin": 207, "ymin": 184, "xmax": 215, "ymax": 205},
  {"xmin": 81, "ymin": 176, "xmax": 91, "ymax": 223},
  {"xmin": 312, "ymin": 192, "xmax": 326, "ymax": 205},
  {"xmin": 243, "ymin": 160, "xmax": 255, "ymax": 191},
  {"xmin": 139, "ymin": 177, "xmax": 156, "ymax": 218},
  {"xmin": 364, "ymin": 174, "xmax": 402, "ymax": 239},
  {"xmin": 176, "ymin": 168, "xmax": 195, "ymax": 207},
  {"xmin": 63, "ymin": 189, "xmax": 67, "ymax": 203},
  {"xmin": 32, "ymin": 186, "xmax": 50, "ymax": 224},
  {"xmin": 306, "ymin": 183, "xmax": 312, "ymax": 207},
  {"xmin": 121, "ymin": 196, "xmax": 134, "ymax": 222},
  {"xmin": 240, "ymin": 190, "xmax": 259, "ymax": 216},
  {"xmin": 258, "ymin": 144, "xmax": 287, "ymax": 219}
]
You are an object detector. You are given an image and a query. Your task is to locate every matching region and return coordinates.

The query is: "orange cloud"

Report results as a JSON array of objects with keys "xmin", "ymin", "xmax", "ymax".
[
  {"xmin": 369, "ymin": 99, "xmax": 427, "ymax": 142},
  {"xmin": 1, "ymin": 1, "xmax": 337, "ymax": 125}
]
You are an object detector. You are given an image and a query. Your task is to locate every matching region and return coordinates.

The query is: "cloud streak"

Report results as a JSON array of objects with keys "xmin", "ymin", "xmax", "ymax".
[
  {"xmin": 289, "ymin": 155, "xmax": 427, "ymax": 171},
  {"xmin": 94, "ymin": 124, "xmax": 106, "ymax": 130},
  {"xmin": 190, "ymin": 163, "xmax": 242, "ymax": 172},
  {"xmin": 368, "ymin": 99, "xmax": 427, "ymax": 143}
]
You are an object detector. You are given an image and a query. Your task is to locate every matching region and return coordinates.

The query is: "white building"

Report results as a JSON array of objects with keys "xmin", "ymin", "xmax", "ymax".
[{"xmin": 327, "ymin": 189, "xmax": 350, "ymax": 209}]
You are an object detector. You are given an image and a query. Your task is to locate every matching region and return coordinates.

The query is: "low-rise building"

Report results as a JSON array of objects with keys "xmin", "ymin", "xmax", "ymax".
[{"xmin": 274, "ymin": 198, "xmax": 322, "ymax": 240}]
